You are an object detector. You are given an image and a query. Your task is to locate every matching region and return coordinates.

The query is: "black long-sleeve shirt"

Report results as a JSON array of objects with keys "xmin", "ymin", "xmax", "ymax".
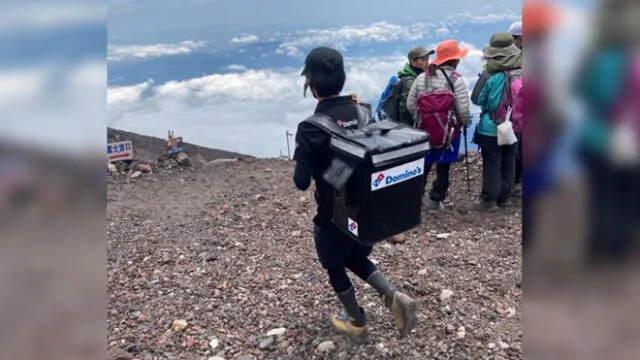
[{"xmin": 292, "ymin": 95, "xmax": 359, "ymax": 226}]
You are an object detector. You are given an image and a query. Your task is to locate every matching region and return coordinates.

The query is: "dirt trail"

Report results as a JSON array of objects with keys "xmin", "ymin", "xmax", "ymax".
[{"xmin": 107, "ymin": 131, "xmax": 521, "ymax": 360}]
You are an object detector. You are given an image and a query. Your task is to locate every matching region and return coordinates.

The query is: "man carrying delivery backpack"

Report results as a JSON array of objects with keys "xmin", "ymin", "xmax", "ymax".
[{"xmin": 292, "ymin": 46, "xmax": 418, "ymax": 343}]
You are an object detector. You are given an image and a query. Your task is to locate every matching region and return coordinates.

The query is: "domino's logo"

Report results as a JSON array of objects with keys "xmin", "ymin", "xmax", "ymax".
[
  {"xmin": 370, "ymin": 158, "xmax": 425, "ymax": 191},
  {"xmin": 347, "ymin": 217, "xmax": 358, "ymax": 236},
  {"xmin": 372, "ymin": 173, "xmax": 385, "ymax": 188},
  {"xmin": 337, "ymin": 119, "xmax": 359, "ymax": 128}
]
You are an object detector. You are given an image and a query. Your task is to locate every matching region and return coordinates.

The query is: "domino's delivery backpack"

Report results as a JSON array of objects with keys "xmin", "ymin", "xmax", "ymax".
[{"xmin": 302, "ymin": 114, "xmax": 430, "ymax": 246}]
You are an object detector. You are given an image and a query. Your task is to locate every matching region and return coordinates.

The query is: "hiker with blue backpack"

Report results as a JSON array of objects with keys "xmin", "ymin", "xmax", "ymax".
[
  {"xmin": 470, "ymin": 32, "xmax": 523, "ymax": 212},
  {"xmin": 406, "ymin": 40, "xmax": 471, "ymax": 215},
  {"xmin": 376, "ymin": 47, "xmax": 434, "ymax": 125}
]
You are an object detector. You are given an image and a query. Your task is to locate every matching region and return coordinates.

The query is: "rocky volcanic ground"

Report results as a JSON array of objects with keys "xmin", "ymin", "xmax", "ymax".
[{"xmin": 107, "ymin": 135, "xmax": 522, "ymax": 360}]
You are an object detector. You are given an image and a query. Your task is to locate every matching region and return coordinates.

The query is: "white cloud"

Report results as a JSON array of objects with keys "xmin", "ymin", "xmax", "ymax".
[
  {"xmin": 0, "ymin": 2, "xmax": 104, "ymax": 30},
  {"xmin": 154, "ymin": 69, "xmax": 300, "ymax": 101},
  {"xmin": 230, "ymin": 34, "xmax": 260, "ymax": 45},
  {"xmin": 273, "ymin": 12, "xmax": 517, "ymax": 57},
  {"xmin": 108, "ymin": 80, "xmax": 153, "ymax": 105},
  {"xmin": 108, "ymin": 43, "xmax": 485, "ymax": 158},
  {"xmin": 0, "ymin": 60, "xmax": 106, "ymax": 155},
  {"xmin": 448, "ymin": 10, "xmax": 520, "ymax": 24},
  {"xmin": 0, "ymin": 68, "xmax": 50, "ymax": 105},
  {"xmin": 227, "ymin": 64, "xmax": 247, "ymax": 71},
  {"xmin": 435, "ymin": 24, "xmax": 451, "ymax": 37},
  {"xmin": 276, "ymin": 21, "xmax": 432, "ymax": 56},
  {"xmin": 107, "ymin": 40, "xmax": 206, "ymax": 62}
]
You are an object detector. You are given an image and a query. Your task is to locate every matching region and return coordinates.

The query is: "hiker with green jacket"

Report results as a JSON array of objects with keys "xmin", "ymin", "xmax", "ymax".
[{"xmin": 395, "ymin": 47, "xmax": 432, "ymax": 125}]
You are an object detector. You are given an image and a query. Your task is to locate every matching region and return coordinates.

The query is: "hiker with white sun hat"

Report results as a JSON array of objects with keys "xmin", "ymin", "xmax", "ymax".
[{"xmin": 508, "ymin": 20, "xmax": 523, "ymax": 50}]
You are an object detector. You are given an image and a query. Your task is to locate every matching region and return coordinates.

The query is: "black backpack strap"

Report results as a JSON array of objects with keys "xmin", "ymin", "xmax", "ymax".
[
  {"xmin": 304, "ymin": 113, "xmax": 345, "ymax": 134},
  {"xmin": 440, "ymin": 68, "xmax": 457, "ymax": 91},
  {"xmin": 305, "ymin": 107, "xmax": 369, "ymax": 135},
  {"xmin": 439, "ymin": 68, "xmax": 461, "ymax": 123},
  {"xmin": 356, "ymin": 105, "xmax": 373, "ymax": 127},
  {"xmin": 392, "ymin": 77, "xmax": 409, "ymax": 120},
  {"xmin": 308, "ymin": 109, "xmax": 399, "ymax": 138},
  {"xmin": 504, "ymin": 70, "xmax": 513, "ymax": 106}
]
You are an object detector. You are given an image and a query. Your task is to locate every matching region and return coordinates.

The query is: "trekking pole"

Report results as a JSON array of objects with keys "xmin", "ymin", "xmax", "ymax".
[{"xmin": 462, "ymin": 125, "xmax": 471, "ymax": 192}]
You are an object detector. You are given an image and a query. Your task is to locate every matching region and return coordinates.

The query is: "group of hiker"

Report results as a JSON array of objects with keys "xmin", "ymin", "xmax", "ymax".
[
  {"xmin": 290, "ymin": 0, "xmax": 639, "ymax": 344},
  {"xmin": 289, "ymin": 19, "xmax": 526, "ymax": 343},
  {"xmin": 375, "ymin": 22, "xmax": 524, "ymax": 213}
]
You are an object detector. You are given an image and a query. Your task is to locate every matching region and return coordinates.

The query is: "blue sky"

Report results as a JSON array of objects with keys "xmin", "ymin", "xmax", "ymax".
[
  {"xmin": 106, "ymin": 0, "xmax": 587, "ymax": 158},
  {"xmin": 107, "ymin": 0, "xmax": 516, "ymax": 45}
]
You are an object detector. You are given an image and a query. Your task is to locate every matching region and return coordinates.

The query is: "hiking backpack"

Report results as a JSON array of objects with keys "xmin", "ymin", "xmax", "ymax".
[
  {"xmin": 491, "ymin": 69, "xmax": 524, "ymax": 132},
  {"xmin": 376, "ymin": 75, "xmax": 409, "ymax": 122},
  {"xmin": 415, "ymin": 68, "xmax": 462, "ymax": 149}
]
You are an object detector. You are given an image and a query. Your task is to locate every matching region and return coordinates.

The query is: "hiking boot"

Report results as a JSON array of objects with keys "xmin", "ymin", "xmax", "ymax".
[
  {"xmin": 511, "ymin": 183, "xmax": 522, "ymax": 198},
  {"xmin": 385, "ymin": 291, "xmax": 418, "ymax": 338},
  {"xmin": 475, "ymin": 199, "xmax": 499, "ymax": 212},
  {"xmin": 497, "ymin": 199, "xmax": 513, "ymax": 208},
  {"xmin": 427, "ymin": 200, "xmax": 443, "ymax": 215},
  {"xmin": 330, "ymin": 312, "xmax": 369, "ymax": 343}
]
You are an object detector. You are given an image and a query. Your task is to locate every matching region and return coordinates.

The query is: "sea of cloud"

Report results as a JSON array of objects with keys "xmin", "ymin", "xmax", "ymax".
[{"xmin": 107, "ymin": 19, "xmax": 496, "ymax": 157}]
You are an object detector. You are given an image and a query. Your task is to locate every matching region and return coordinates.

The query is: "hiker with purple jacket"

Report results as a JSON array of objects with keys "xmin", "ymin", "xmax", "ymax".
[
  {"xmin": 406, "ymin": 40, "xmax": 471, "ymax": 215},
  {"xmin": 470, "ymin": 32, "xmax": 524, "ymax": 212}
]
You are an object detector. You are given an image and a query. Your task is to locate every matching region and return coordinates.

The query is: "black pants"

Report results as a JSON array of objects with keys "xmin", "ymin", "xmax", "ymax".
[
  {"xmin": 515, "ymin": 132, "xmax": 523, "ymax": 185},
  {"xmin": 475, "ymin": 134, "xmax": 517, "ymax": 203},
  {"xmin": 581, "ymin": 151, "xmax": 640, "ymax": 264},
  {"xmin": 313, "ymin": 224, "xmax": 375, "ymax": 293},
  {"xmin": 422, "ymin": 163, "xmax": 451, "ymax": 202},
  {"xmin": 327, "ymin": 252, "xmax": 378, "ymax": 293}
]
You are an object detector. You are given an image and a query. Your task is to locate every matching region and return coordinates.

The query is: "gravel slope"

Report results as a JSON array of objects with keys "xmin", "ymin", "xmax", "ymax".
[{"xmin": 107, "ymin": 151, "xmax": 522, "ymax": 360}]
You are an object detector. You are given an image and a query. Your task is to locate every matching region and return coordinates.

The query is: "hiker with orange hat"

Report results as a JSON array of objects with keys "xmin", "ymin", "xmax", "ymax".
[{"xmin": 406, "ymin": 40, "xmax": 471, "ymax": 215}]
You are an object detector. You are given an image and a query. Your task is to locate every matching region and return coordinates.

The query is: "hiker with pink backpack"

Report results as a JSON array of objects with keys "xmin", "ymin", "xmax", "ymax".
[
  {"xmin": 470, "ymin": 32, "xmax": 523, "ymax": 212},
  {"xmin": 508, "ymin": 20, "xmax": 524, "ymax": 196},
  {"xmin": 406, "ymin": 40, "xmax": 471, "ymax": 215}
]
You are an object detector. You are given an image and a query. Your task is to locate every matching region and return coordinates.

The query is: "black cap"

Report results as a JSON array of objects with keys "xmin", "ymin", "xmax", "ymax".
[{"xmin": 301, "ymin": 46, "xmax": 344, "ymax": 76}]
